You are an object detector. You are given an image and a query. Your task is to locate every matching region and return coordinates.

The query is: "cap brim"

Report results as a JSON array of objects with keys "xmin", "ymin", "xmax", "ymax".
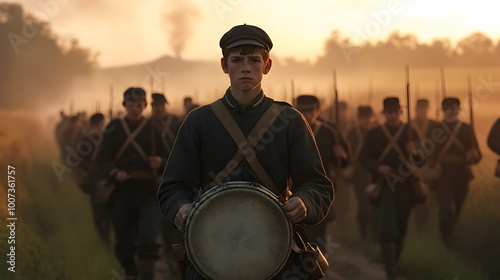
[{"xmin": 226, "ymin": 39, "xmax": 266, "ymax": 49}]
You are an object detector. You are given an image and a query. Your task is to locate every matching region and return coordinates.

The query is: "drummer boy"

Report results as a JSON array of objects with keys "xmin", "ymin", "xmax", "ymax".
[{"xmin": 157, "ymin": 24, "xmax": 334, "ymax": 279}]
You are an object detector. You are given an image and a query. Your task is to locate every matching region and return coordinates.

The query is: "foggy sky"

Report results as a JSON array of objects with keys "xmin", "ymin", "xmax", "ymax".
[{"xmin": 19, "ymin": 0, "xmax": 500, "ymax": 67}]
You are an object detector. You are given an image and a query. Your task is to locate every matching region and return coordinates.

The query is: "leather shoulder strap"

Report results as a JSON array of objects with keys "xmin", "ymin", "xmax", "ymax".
[
  {"xmin": 378, "ymin": 124, "xmax": 406, "ymax": 162},
  {"xmin": 209, "ymin": 100, "xmax": 285, "ymax": 195},
  {"xmin": 436, "ymin": 122, "xmax": 464, "ymax": 162},
  {"xmin": 115, "ymin": 117, "xmax": 149, "ymax": 162}
]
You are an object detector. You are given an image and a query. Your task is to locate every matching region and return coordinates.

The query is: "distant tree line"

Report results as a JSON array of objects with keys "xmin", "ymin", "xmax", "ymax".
[
  {"xmin": 315, "ymin": 30, "xmax": 500, "ymax": 69},
  {"xmin": 0, "ymin": 3, "xmax": 95, "ymax": 110}
]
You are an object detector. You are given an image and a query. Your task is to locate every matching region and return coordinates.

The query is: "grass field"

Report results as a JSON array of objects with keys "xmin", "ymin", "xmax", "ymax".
[
  {"xmin": 329, "ymin": 152, "xmax": 500, "ymax": 280},
  {"xmin": 1, "ymin": 105, "xmax": 500, "ymax": 279}
]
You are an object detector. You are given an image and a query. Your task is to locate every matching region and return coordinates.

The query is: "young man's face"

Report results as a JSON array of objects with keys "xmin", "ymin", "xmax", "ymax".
[
  {"xmin": 124, "ymin": 100, "xmax": 146, "ymax": 119},
  {"xmin": 221, "ymin": 50, "xmax": 272, "ymax": 93},
  {"xmin": 383, "ymin": 109, "xmax": 402, "ymax": 127},
  {"xmin": 299, "ymin": 108, "xmax": 321, "ymax": 126},
  {"xmin": 358, "ymin": 116, "xmax": 373, "ymax": 129},
  {"xmin": 152, "ymin": 103, "xmax": 166, "ymax": 117},
  {"xmin": 416, "ymin": 107, "xmax": 428, "ymax": 121},
  {"xmin": 443, "ymin": 108, "xmax": 460, "ymax": 122}
]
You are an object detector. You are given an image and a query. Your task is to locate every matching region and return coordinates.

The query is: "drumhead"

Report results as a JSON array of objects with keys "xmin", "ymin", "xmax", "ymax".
[{"xmin": 185, "ymin": 182, "xmax": 292, "ymax": 280}]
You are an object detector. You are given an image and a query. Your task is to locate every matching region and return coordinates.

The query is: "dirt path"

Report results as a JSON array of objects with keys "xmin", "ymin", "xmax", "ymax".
[{"xmin": 153, "ymin": 241, "xmax": 401, "ymax": 280}]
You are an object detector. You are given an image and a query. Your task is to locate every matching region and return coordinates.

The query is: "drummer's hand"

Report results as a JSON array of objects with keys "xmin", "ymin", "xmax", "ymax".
[
  {"xmin": 283, "ymin": 197, "xmax": 307, "ymax": 224},
  {"xmin": 149, "ymin": 156, "xmax": 162, "ymax": 169},
  {"xmin": 174, "ymin": 203, "xmax": 192, "ymax": 232}
]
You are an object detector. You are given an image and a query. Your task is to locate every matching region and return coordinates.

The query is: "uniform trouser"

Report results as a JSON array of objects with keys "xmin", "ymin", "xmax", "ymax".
[
  {"xmin": 352, "ymin": 167, "xmax": 378, "ymax": 240},
  {"xmin": 162, "ymin": 221, "xmax": 182, "ymax": 278},
  {"xmin": 110, "ymin": 178, "xmax": 162, "ymax": 276},
  {"xmin": 377, "ymin": 182, "xmax": 414, "ymax": 244},
  {"xmin": 88, "ymin": 177, "xmax": 112, "ymax": 243},
  {"xmin": 434, "ymin": 165, "xmax": 469, "ymax": 246}
]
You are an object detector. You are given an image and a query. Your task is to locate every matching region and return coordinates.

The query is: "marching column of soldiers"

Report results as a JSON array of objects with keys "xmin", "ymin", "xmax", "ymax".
[{"xmin": 55, "ymin": 87, "xmax": 496, "ymax": 280}]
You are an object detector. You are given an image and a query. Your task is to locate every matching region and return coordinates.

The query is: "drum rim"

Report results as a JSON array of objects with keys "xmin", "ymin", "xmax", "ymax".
[{"xmin": 183, "ymin": 181, "xmax": 293, "ymax": 280}]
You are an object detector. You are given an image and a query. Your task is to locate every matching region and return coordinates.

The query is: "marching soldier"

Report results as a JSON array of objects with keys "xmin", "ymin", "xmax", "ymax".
[
  {"xmin": 427, "ymin": 97, "xmax": 481, "ymax": 248},
  {"xmin": 488, "ymin": 118, "xmax": 500, "ymax": 155},
  {"xmin": 411, "ymin": 99, "xmax": 437, "ymax": 232},
  {"xmin": 346, "ymin": 106, "xmax": 378, "ymax": 242},
  {"xmin": 151, "ymin": 93, "xmax": 182, "ymax": 156},
  {"xmin": 295, "ymin": 94, "xmax": 349, "ymax": 247},
  {"xmin": 487, "ymin": 118, "xmax": 500, "ymax": 177},
  {"xmin": 77, "ymin": 113, "xmax": 112, "ymax": 244},
  {"xmin": 151, "ymin": 93, "xmax": 183, "ymax": 278},
  {"xmin": 97, "ymin": 87, "xmax": 168, "ymax": 280},
  {"xmin": 359, "ymin": 97, "xmax": 424, "ymax": 280}
]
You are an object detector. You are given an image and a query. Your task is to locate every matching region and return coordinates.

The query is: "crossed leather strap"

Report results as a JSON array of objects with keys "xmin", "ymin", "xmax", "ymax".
[
  {"xmin": 208, "ymin": 100, "xmax": 285, "ymax": 195},
  {"xmin": 379, "ymin": 123, "xmax": 407, "ymax": 163},
  {"xmin": 115, "ymin": 117, "xmax": 149, "ymax": 162}
]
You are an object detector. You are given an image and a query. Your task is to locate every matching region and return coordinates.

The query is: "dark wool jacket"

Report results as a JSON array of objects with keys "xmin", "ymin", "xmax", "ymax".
[
  {"xmin": 359, "ymin": 123, "xmax": 423, "ymax": 184},
  {"xmin": 158, "ymin": 89, "xmax": 334, "ymax": 227},
  {"xmin": 97, "ymin": 117, "xmax": 168, "ymax": 177}
]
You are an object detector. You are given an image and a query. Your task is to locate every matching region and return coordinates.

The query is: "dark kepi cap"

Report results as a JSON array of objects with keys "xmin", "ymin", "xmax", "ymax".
[
  {"xmin": 357, "ymin": 106, "xmax": 374, "ymax": 118},
  {"xmin": 89, "ymin": 113, "xmax": 104, "ymax": 125},
  {"xmin": 151, "ymin": 93, "xmax": 167, "ymax": 104},
  {"xmin": 383, "ymin": 97, "xmax": 401, "ymax": 111},
  {"xmin": 296, "ymin": 95, "xmax": 320, "ymax": 110},
  {"xmin": 220, "ymin": 24, "xmax": 273, "ymax": 51},
  {"xmin": 123, "ymin": 87, "xmax": 146, "ymax": 102},
  {"xmin": 442, "ymin": 97, "xmax": 460, "ymax": 110},
  {"xmin": 416, "ymin": 99, "xmax": 429, "ymax": 108}
]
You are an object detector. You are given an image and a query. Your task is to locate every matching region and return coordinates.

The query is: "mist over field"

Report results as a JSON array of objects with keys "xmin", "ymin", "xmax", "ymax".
[{"xmin": 1, "ymin": 2, "xmax": 500, "ymax": 280}]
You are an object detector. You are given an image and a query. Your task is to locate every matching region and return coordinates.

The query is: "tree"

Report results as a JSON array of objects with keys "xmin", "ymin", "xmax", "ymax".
[{"xmin": 0, "ymin": 3, "xmax": 96, "ymax": 110}]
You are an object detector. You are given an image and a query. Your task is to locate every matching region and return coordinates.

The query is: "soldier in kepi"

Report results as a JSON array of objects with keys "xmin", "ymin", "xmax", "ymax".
[
  {"xmin": 346, "ymin": 106, "xmax": 378, "ymax": 242},
  {"xmin": 411, "ymin": 99, "xmax": 437, "ymax": 233},
  {"xmin": 96, "ymin": 87, "xmax": 168, "ymax": 280},
  {"xmin": 487, "ymin": 117, "xmax": 500, "ymax": 177},
  {"xmin": 151, "ymin": 93, "xmax": 182, "ymax": 156},
  {"xmin": 151, "ymin": 93, "xmax": 183, "ymax": 278},
  {"xmin": 76, "ymin": 113, "xmax": 112, "ymax": 244},
  {"xmin": 295, "ymin": 94, "xmax": 349, "ymax": 248},
  {"xmin": 157, "ymin": 24, "xmax": 333, "ymax": 279},
  {"xmin": 359, "ymin": 97, "xmax": 424, "ymax": 280},
  {"xmin": 426, "ymin": 97, "xmax": 481, "ymax": 248}
]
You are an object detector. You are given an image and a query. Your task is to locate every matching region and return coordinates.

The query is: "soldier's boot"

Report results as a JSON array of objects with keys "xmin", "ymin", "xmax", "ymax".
[
  {"xmin": 439, "ymin": 225, "xmax": 454, "ymax": 248},
  {"xmin": 138, "ymin": 257, "xmax": 156, "ymax": 280},
  {"xmin": 380, "ymin": 242, "xmax": 397, "ymax": 280},
  {"xmin": 358, "ymin": 222, "xmax": 368, "ymax": 240},
  {"xmin": 119, "ymin": 259, "xmax": 137, "ymax": 279},
  {"xmin": 395, "ymin": 240, "xmax": 404, "ymax": 262}
]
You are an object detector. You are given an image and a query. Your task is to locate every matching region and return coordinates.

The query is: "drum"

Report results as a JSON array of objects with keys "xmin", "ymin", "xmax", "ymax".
[{"xmin": 184, "ymin": 181, "xmax": 293, "ymax": 280}]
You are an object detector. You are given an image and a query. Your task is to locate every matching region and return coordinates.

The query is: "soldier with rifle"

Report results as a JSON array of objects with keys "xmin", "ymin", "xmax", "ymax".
[
  {"xmin": 76, "ymin": 113, "xmax": 112, "ymax": 244},
  {"xmin": 96, "ymin": 87, "xmax": 168, "ymax": 280},
  {"xmin": 359, "ymin": 94, "xmax": 424, "ymax": 280},
  {"xmin": 346, "ymin": 106, "xmax": 378, "ymax": 242},
  {"xmin": 411, "ymin": 99, "xmax": 438, "ymax": 232},
  {"xmin": 151, "ymin": 93, "xmax": 183, "ymax": 278},
  {"xmin": 295, "ymin": 94, "xmax": 349, "ymax": 248},
  {"xmin": 426, "ymin": 96, "xmax": 481, "ymax": 248},
  {"xmin": 487, "ymin": 118, "xmax": 500, "ymax": 177}
]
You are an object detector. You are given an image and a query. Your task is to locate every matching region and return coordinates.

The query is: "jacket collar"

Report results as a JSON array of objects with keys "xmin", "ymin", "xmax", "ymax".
[{"xmin": 224, "ymin": 88, "xmax": 265, "ymax": 113}]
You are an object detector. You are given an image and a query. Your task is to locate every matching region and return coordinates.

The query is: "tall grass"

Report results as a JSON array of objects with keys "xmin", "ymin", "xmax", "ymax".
[
  {"xmin": 329, "ymin": 155, "xmax": 499, "ymax": 280},
  {"xmin": 1, "ymin": 145, "xmax": 117, "ymax": 280}
]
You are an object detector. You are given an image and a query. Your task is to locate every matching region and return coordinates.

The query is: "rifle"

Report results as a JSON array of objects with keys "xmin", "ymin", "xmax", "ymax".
[
  {"xmin": 333, "ymin": 71, "xmax": 339, "ymax": 128},
  {"xmin": 332, "ymin": 70, "xmax": 344, "ymax": 168},
  {"xmin": 406, "ymin": 65, "xmax": 412, "ymax": 140},
  {"xmin": 108, "ymin": 84, "xmax": 114, "ymax": 121},
  {"xmin": 440, "ymin": 65, "xmax": 447, "ymax": 98},
  {"xmin": 467, "ymin": 74, "xmax": 474, "ymax": 132}
]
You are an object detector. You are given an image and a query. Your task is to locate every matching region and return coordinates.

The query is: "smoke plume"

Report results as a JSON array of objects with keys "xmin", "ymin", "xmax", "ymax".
[{"xmin": 163, "ymin": 1, "xmax": 201, "ymax": 59}]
